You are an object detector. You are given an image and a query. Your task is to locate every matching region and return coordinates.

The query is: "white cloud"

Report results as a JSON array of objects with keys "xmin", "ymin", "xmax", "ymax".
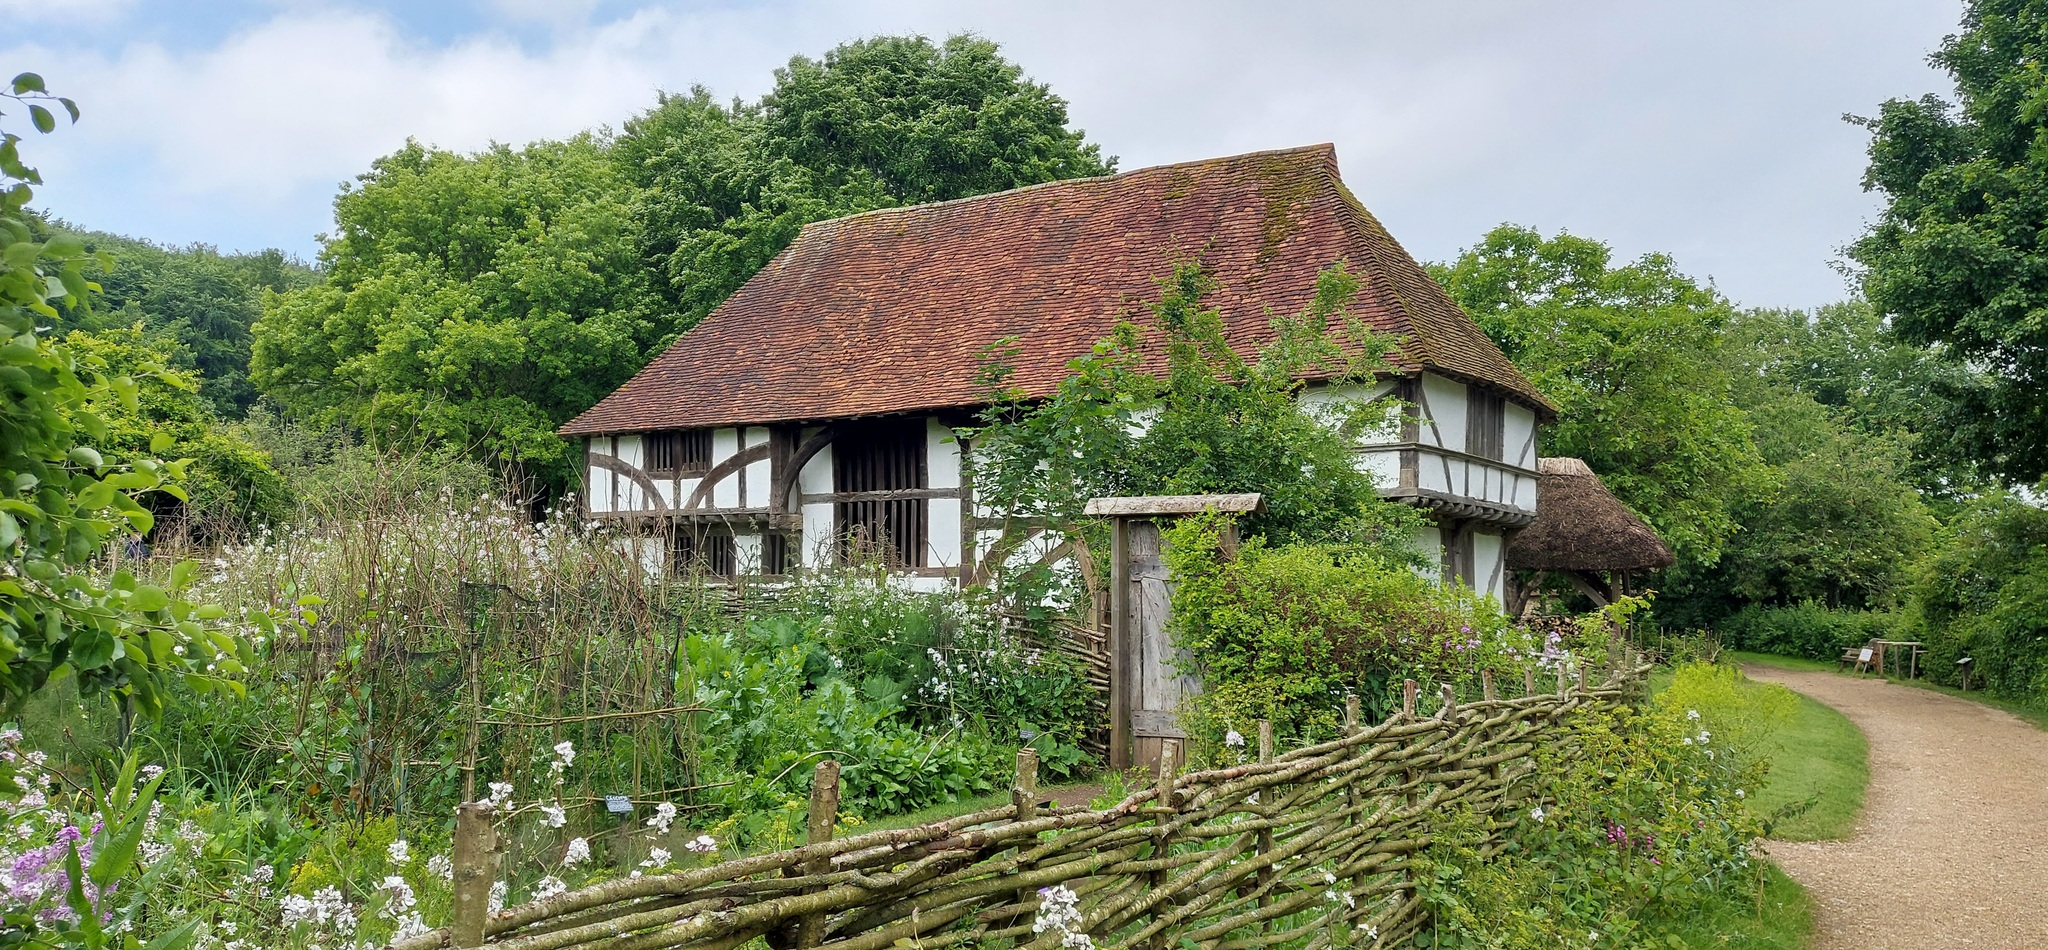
[
  {"xmin": 0, "ymin": 0, "xmax": 1964, "ymax": 306},
  {"xmin": 0, "ymin": 0, "xmax": 131, "ymax": 24}
]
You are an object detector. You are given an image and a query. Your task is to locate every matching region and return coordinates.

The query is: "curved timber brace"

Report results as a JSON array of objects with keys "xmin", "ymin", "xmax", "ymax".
[
  {"xmin": 769, "ymin": 427, "xmax": 838, "ymax": 515},
  {"xmin": 586, "ymin": 452, "xmax": 671, "ymax": 514},
  {"xmin": 682, "ymin": 442, "xmax": 775, "ymax": 511}
]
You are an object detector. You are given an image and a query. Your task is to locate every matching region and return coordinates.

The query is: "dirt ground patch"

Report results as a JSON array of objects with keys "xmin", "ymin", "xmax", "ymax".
[{"xmin": 1746, "ymin": 667, "xmax": 2048, "ymax": 949}]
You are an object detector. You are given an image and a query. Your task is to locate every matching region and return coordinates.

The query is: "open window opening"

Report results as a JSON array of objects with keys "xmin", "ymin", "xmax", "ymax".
[
  {"xmin": 670, "ymin": 524, "xmax": 735, "ymax": 578},
  {"xmin": 646, "ymin": 430, "xmax": 713, "ymax": 476},
  {"xmin": 833, "ymin": 418, "xmax": 928, "ymax": 569}
]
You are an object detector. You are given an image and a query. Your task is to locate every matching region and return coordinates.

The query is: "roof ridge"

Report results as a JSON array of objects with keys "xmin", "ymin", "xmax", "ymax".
[{"xmin": 804, "ymin": 143, "xmax": 1341, "ymax": 232}]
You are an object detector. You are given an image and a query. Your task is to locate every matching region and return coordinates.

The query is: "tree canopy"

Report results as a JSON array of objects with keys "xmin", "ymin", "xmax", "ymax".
[
  {"xmin": 1431, "ymin": 224, "xmax": 1769, "ymax": 569},
  {"xmin": 618, "ymin": 34, "xmax": 1114, "ymax": 330},
  {"xmin": 251, "ymin": 136, "xmax": 655, "ymax": 491},
  {"xmin": 255, "ymin": 34, "xmax": 1114, "ymax": 492},
  {"xmin": 1851, "ymin": 0, "xmax": 2048, "ymax": 484}
]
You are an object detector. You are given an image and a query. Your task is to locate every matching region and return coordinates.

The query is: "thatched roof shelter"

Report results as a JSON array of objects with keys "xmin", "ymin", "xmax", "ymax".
[
  {"xmin": 1506, "ymin": 458, "xmax": 1673, "ymax": 572},
  {"xmin": 1504, "ymin": 458, "xmax": 1671, "ymax": 611}
]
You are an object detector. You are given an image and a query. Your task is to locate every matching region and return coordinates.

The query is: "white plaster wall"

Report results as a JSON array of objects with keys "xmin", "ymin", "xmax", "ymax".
[
  {"xmin": 1419, "ymin": 374, "xmax": 1467, "ymax": 453},
  {"xmin": 1505, "ymin": 403, "xmax": 1537, "ymax": 470},
  {"xmin": 1412, "ymin": 524, "xmax": 1443, "ymax": 580},
  {"xmin": 1352, "ymin": 447, "xmax": 1401, "ymax": 490},
  {"xmin": 1472, "ymin": 529, "xmax": 1506, "ymax": 604},
  {"xmin": 798, "ymin": 435, "xmax": 835, "ymax": 568},
  {"xmin": 735, "ymin": 532, "xmax": 764, "ymax": 574},
  {"xmin": 588, "ymin": 438, "xmax": 615, "ymax": 513},
  {"xmin": 926, "ymin": 419, "xmax": 962, "ymax": 569},
  {"xmin": 710, "ymin": 428, "xmax": 741, "ymax": 508},
  {"xmin": 616, "ymin": 435, "xmax": 645, "ymax": 511},
  {"xmin": 1299, "ymin": 380, "xmax": 1402, "ymax": 446},
  {"xmin": 742, "ymin": 427, "xmax": 770, "ymax": 509}
]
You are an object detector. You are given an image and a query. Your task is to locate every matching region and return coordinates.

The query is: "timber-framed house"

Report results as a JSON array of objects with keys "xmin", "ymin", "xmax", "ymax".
[{"xmin": 559, "ymin": 144, "xmax": 1555, "ymax": 603}]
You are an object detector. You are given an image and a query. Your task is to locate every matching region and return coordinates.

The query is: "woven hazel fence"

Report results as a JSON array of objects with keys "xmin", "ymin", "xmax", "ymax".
[{"xmin": 395, "ymin": 658, "xmax": 1650, "ymax": 950}]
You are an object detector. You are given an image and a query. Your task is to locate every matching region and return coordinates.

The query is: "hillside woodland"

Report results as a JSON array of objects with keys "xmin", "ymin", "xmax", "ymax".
[{"xmin": 5, "ymin": 7, "xmax": 2048, "ymax": 948}]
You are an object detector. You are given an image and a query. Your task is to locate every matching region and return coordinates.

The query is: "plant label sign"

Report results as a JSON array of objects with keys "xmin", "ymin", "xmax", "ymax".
[
  {"xmin": 605, "ymin": 794, "xmax": 633, "ymax": 815},
  {"xmin": 1858, "ymin": 648, "xmax": 1873, "ymax": 663}
]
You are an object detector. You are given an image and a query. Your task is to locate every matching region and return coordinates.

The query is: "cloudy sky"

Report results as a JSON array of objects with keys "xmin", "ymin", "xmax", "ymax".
[{"xmin": 3, "ymin": 0, "xmax": 1963, "ymax": 309}]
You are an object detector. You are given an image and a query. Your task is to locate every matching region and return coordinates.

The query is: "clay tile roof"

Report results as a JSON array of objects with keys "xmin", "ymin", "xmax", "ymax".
[
  {"xmin": 1505, "ymin": 458, "xmax": 1675, "ymax": 573},
  {"xmin": 559, "ymin": 143, "xmax": 1553, "ymax": 437}
]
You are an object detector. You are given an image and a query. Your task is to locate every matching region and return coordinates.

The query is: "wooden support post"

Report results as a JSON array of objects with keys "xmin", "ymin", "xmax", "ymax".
[
  {"xmin": 1344, "ymin": 694, "xmax": 1361, "ymax": 735},
  {"xmin": 1556, "ymin": 665, "xmax": 1567, "ymax": 697},
  {"xmin": 1402, "ymin": 680, "xmax": 1418, "ymax": 718},
  {"xmin": 1438, "ymin": 684, "xmax": 1457, "ymax": 720},
  {"xmin": 1482, "ymin": 670, "xmax": 1497, "ymax": 703},
  {"xmin": 1013, "ymin": 748, "xmax": 1041, "ymax": 927},
  {"xmin": 1524, "ymin": 667, "xmax": 1537, "ymax": 697},
  {"xmin": 1576, "ymin": 665, "xmax": 1589, "ymax": 695},
  {"xmin": 1014, "ymin": 748, "xmax": 1040, "ymax": 820},
  {"xmin": 797, "ymin": 760, "xmax": 840, "ymax": 949},
  {"xmin": 451, "ymin": 802, "xmax": 497, "ymax": 949}
]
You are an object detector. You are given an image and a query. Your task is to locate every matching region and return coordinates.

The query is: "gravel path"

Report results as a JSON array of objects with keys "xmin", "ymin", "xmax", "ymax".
[{"xmin": 1744, "ymin": 667, "xmax": 2048, "ymax": 949}]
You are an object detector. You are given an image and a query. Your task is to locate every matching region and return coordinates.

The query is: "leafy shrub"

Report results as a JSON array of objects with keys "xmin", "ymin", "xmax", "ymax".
[
  {"xmin": 1716, "ymin": 602, "xmax": 1901, "ymax": 661},
  {"xmin": 1419, "ymin": 665, "xmax": 1772, "ymax": 947},
  {"xmin": 1908, "ymin": 492, "xmax": 2048, "ymax": 705},
  {"xmin": 1163, "ymin": 514, "xmax": 1610, "ymax": 758}
]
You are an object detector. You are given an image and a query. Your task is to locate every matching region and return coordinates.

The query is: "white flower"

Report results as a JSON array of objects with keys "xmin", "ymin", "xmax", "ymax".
[
  {"xmin": 485, "ymin": 782, "xmax": 514, "ymax": 809},
  {"xmin": 1224, "ymin": 729, "xmax": 1245, "ymax": 748},
  {"xmin": 646, "ymin": 802, "xmax": 678, "ymax": 834},
  {"xmin": 540, "ymin": 803, "xmax": 566, "ymax": 828},
  {"xmin": 1032, "ymin": 885, "xmax": 1083, "ymax": 934},
  {"xmin": 1696, "ymin": 730, "xmax": 1711, "ymax": 744},
  {"xmin": 1530, "ymin": 806, "xmax": 1546, "ymax": 823},
  {"xmin": 488, "ymin": 880, "xmax": 508, "ymax": 914},
  {"xmin": 140, "ymin": 764, "xmax": 166, "ymax": 782},
  {"xmin": 378, "ymin": 876, "xmax": 417, "ymax": 917},
  {"xmin": 1686, "ymin": 709, "xmax": 1700, "ymax": 721},
  {"xmin": 685, "ymin": 834, "xmax": 717, "ymax": 854},
  {"xmin": 641, "ymin": 847, "xmax": 672, "ymax": 868},
  {"xmin": 563, "ymin": 837, "xmax": 591, "ymax": 867},
  {"xmin": 426, "ymin": 854, "xmax": 454, "ymax": 882},
  {"xmin": 387, "ymin": 839, "xmax": 410, "ymax": 865},
  {"xmin": 533, "ymin": 876, "xmax": 568, "ymax": 901},
  {"xmin": 552, "ymin": 741, "xmax": 576, "ymax": 769},
  {"xmin": 1735, "ymin": 788, "xmax": 1746, "ymax": 799}
]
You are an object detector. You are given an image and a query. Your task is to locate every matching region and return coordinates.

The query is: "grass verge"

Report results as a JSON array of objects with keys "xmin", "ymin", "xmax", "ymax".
[
  {"xmin": 1660, "ymin": 863, "xmax": 1815, "ymax": 949},
  {"xmin": 1752, "ymin": 688, "xmax": 1868, "ymax": 841}
]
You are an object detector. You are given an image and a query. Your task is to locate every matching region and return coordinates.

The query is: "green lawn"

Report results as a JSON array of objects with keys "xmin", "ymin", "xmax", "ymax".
[
  {"xmin": 1662, "ymin": 863, "xmax": 1816, "ymax": 949},
  {"xmin": 1702, "ymin": 653, "xmax": 1869, "ymax": 841}
]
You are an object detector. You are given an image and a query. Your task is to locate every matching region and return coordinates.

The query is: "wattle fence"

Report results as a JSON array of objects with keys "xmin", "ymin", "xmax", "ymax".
[{"xmin": 392, "ymin": 660, "xmax": 1648, "ymax": 950}]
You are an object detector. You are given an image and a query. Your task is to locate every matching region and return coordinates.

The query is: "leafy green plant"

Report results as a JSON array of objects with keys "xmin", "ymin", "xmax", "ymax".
[{"xmin": 0, "ymin": 72, "xmax": 247, "ymax": 717}]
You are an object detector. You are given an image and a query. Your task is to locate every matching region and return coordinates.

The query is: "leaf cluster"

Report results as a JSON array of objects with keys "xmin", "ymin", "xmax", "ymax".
[{"xmin": 1849, "ymin": 0, "xmax": 2048, "ymax": 483}]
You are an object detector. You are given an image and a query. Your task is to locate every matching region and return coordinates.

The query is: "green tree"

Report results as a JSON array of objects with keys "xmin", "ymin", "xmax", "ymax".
[
  {"xmin": 1, "ymin": 72, "xmax": 245, "ymax": 715},
  {"xmin": 61, "ymin": 325, "xmax": 290, "ymax": 535},
  {"xmin": 1431, "ymin": 225, "xmax": 1770, "ymax": 568},
  {"xmin": 1851, "ymin": 0, "xmax": 2048, "ymax": 484},
  {"xmin": 251, "ymin": 137, "xmax": 657, "ymax": 492},
  {"xmin": 965, "ymin": 260, "xmax": 1424, "ymax": 574},
  {"xmin": 620, "ymin": 34, "xmax": 1114, "ymax": 328},
  {"xmin": 53, "ymin": 232, "xmax": 315, "ymax": 416}
]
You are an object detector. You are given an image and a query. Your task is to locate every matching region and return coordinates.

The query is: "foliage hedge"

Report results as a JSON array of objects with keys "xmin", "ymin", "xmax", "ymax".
[
  {"xmin": 1908, "ymin": 493, "xmax": 2048, "ymax": 706},
  {"xmin": 1715, "ymin": 603, "xmax": 1902, "ymax": 662}
]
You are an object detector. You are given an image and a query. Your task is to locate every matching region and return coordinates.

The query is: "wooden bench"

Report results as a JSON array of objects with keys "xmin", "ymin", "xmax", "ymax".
[{"xmin": 1838, "ymin": 640, "xmax": 1877, "ymax": 674}]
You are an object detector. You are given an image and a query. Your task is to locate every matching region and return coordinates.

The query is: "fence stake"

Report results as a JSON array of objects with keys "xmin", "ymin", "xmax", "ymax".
[
  {"xmin": 1344, "ymin": 694, "xmax": 1361, "ymax": 735},
  {"xmin": 1524, "ymin": 667, "xmax": 1537, "ymax": 697},
  {"xmin": 1014, "ymin": 748, "xmax": 1040, "ymax": 818},
  {"xmin": 1402, "ymin": 679, "xmax": 1417, "ymax": 718},
  {"xmin": 1255, "ymin": 719, "xmax": 1275, "ymax": 923},
  {"xmin": 1577, "ymin": 665, "xmax": 1589, "ymax": 694},
  {"xmin": 1438, "ymin": 684, "xmax": 1457, "ymax": 720},
  {"xmin": 1481, "ymin": 670, "xmax": 1496, "ymax": 703},
  {"xmin": 797, "ymin": 760, "xmax": 840, "ymax": 949},
  {"xmin": 1148, "ymin": 753, "xmax": 1178, "ymax": 950},
  {"xmin": 1556, "ymin": 664, "xmax": 1568, "ymax": 697},
  {"xmin": 451, "ymin": 801, "xmax": 497, "ymax": 949}
]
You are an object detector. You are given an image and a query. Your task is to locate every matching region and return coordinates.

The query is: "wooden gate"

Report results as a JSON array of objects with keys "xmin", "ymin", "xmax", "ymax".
[{"xmin": 1088, "ymin": 493, "xmax": 1263, "ymax": 771}]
